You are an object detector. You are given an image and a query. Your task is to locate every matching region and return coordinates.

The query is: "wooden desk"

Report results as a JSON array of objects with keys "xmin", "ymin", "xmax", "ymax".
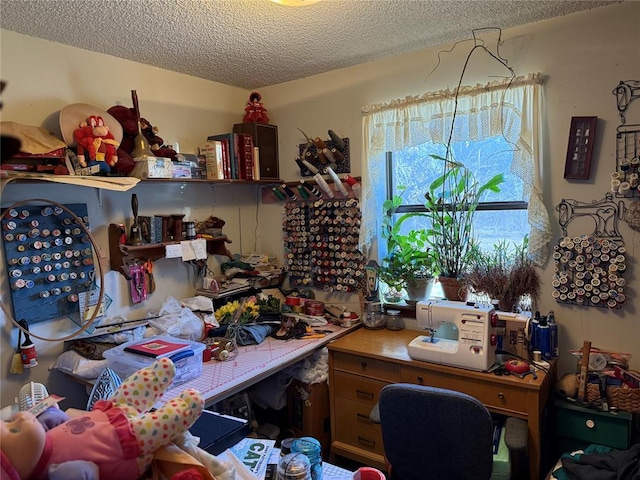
[
  {"xmin": 161, "ymin": 323, "xmax": 358, "ymax": 408},
  {"xmin": 328, "ymin": 328, "xmax": 555, "ymax": 480}
]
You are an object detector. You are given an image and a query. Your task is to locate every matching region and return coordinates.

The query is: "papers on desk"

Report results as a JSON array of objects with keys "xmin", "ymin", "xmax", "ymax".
[{"xmin": 218, "ymin": 438, "xmax": 275, "ymax": 480}]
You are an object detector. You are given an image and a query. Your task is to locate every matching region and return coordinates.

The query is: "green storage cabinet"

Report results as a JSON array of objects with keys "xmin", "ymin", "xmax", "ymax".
[{"xmin": 555, "ymin": 399, "xmax": 633, "ymax": 453}]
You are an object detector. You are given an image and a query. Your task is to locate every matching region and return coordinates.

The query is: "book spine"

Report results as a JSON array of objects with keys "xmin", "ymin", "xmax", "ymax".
[
  {"xmin": 253, "ymin": 146, "xmax": 260, "ymax": 180},
  {"xmin": 232, "ymin": 133, "xmax": 240, "ymax": 179},
  {"xmin": 214, "ymin": 141, "xmax": 225, "ymax": 179},
  {"xmin": 220, "ymin": 139, "xmax": 231, "ymax": 179},
  {"xmin": 202, "ymin": 141, "xmax": 225, "ymax": 180},
  {"xmin": 239, "ymin": 134, "xmax": 254, "ymax": 180}
]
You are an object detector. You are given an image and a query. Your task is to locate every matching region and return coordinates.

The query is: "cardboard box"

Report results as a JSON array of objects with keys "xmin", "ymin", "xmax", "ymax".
[
  {"xmin": 171, "ymin": 161, "xmax": 193, "ymax": 178},
  {"xmin": 496, "ymin": 313, "xmax": 529, "ymax": 359},
  {"xmin": 286, "ymin": 379, "xmax": 331, "ymax": 457},
  {"xmin": 130, "ymin": 156, "xmax": 172, "ymax": 179}
]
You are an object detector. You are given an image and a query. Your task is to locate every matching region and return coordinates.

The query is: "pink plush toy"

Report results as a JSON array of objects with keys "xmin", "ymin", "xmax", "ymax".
[{"xmin": 0, "ymin": 357, "xmax": 203, "ymax": 480}]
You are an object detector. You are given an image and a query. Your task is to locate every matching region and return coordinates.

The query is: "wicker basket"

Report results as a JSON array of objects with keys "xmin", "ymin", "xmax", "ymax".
[{"xmin": 586, "ymin": 384, "xmax": 640, "ymax": 413}]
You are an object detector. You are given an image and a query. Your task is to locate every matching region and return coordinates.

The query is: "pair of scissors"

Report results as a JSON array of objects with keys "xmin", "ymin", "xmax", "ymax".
[{"xmin": 143, "ymin": 259, "xmax": 155, "ymax": 293}]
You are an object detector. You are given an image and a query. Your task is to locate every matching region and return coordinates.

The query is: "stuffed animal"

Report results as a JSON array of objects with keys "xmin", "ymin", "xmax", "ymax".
[
  {"xmin": 107, "ymin": 105, "xmax": 177, "ymax": 161},
  {"xmin": 73, "ymin": 115, "xmax": 119, "ymax": 174},
  {"xmin": 0, "ymin": 357, "xmax": 204, "ymax": 480}
]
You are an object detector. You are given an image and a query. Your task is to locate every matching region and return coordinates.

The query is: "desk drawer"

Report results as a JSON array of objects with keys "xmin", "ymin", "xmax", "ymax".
[
  {"xmin": 333, "ymin": 371, "xmax": 388, "ymax": 406},
  {"xmin": 334, "ymin": 397, "xmax": 384, "ymax": 456},
  {"xmin": 333, "ymin": 352, "xmax": 401, "ymax": 383},
  {"xmin": 400, "ymin": 366, "xmax": 528, "ymax": 414},
  {"xmin": 556, "ymin": 401, "xmax": 632, "ymax": 450}
]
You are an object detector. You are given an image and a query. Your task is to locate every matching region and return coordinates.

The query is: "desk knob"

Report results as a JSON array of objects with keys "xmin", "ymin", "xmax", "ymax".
[
  {"xmin": 586, "ymin": 419, "xmax": 595, "ymax": 429},
  {"xmin": 498, "ymin": 393, "xmax": 505, "ymax": 400},
  {"xmin": 416, "ymin": 376, "xmax": 424, "ymax": 385}
]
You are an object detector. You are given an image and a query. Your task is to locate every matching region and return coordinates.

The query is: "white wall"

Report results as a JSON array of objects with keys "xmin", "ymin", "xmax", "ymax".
[
  {"xmin": 261, "ymin": 1, "xmax": 640, "ymax": 377},
  {"xmin": 1, "ymin": 1, "xmax": 639, "ymax": 407}
]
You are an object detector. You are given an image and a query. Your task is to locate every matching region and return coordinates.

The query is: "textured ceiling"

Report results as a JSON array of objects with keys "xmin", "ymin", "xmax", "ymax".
[{"xmin": 0, "ymin": 0, "xmax": 622, "ymax": 90}]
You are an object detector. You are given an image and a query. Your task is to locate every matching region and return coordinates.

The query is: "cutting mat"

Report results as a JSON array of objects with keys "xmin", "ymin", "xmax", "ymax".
[{"xmin": 162, "ymin": 324, "xmax": 351, "ymax": 405}]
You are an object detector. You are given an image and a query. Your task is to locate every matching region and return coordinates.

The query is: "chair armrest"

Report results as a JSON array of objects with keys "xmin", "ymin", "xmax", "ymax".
[{"xmin": 504, "ymin": 417, "xmax": 528, "ymax": 451}]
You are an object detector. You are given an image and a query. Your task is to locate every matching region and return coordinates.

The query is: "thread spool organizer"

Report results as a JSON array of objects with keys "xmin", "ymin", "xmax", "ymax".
[{"xmin": 554, "ymin": 194, "xmax": 627, "ymax": 309}]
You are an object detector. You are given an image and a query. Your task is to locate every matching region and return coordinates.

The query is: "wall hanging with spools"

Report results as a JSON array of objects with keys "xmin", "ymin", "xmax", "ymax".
[
  {"xmin": 1, "ymin": 202, "xmax": 97, "ymax": 324},
  {"xmin": 282, "ymin": 197, "xmax": 365, "ymax": 292},
  {"xmin": 554, "ymin": 193, "xmax": 627, "ymax": 309}
]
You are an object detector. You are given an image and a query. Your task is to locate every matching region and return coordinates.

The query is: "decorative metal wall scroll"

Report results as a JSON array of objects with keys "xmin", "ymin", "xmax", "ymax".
[
  {"xmin": 554, "ymin": 193, "xmax": 626, "ymax": 309},
  {"xmin": 283, "ymin": 198, "xmax": 365, "ymax": 292},
  {"xmin": 611, "ymin": 80, "xmax": 640, "ymax": 199}
]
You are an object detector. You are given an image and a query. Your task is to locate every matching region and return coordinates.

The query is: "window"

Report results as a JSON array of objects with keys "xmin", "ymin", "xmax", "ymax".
[
  {"xmin": 389, "ymin": 136, "xmax": 529, "ymax": 253},
  {"xmin": 360, "ymin": 73, "xmax": 552, "ymax": 272}
]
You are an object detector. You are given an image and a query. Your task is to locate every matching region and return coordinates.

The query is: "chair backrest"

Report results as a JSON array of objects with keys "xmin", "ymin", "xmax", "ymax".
[{"xmin": 378, "ymin": 383, "xmax": 494, "ymax": 480}]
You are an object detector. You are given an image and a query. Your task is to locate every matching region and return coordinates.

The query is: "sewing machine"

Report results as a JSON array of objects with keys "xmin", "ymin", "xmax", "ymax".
[{"xmin": 407, "ymin": 300, "xmax": 499, "ymax": 371}]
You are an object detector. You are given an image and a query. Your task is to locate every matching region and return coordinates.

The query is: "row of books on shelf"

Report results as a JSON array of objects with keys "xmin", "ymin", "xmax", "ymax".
[{"xmin": 202, "ymin": 133, "xmax": 260, "ymax": 181}]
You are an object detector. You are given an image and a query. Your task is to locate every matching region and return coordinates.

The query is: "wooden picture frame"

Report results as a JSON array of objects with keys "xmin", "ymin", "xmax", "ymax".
[{"xmin": 564, "ymin": 116, "xmax": 597, "ymax": 180}]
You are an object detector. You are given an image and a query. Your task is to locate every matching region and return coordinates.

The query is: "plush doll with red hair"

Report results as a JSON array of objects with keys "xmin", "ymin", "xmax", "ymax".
[{"xmin": 73, "ymin": 115, "xmax": 119, "ymax": 174}]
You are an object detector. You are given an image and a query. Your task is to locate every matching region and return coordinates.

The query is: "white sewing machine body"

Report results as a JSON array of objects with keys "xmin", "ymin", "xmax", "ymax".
[{"xmin": 408, "ymin": 300, "xmax": 498, "ymax": 372}]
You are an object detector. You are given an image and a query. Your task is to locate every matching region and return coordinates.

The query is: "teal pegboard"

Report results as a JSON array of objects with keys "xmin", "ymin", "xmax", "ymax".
[{"xmin": 2, "ymin": 203, "xmax": 96, "ymax": 324}]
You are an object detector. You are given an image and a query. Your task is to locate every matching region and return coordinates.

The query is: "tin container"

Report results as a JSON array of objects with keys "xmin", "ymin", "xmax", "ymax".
[{"xmin": 304, "ymin": 300, "xmax": 324, "ymax": 316}]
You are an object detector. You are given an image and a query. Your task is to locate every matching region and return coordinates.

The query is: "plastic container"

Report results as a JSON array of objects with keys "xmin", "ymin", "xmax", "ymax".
[
  {"xmin": 352, "ymin": 467, "xmax": 386, "ymax": 480},
  {"xmin": 103, "ymin": 334, "xmax": 205, "ymax": 386}
]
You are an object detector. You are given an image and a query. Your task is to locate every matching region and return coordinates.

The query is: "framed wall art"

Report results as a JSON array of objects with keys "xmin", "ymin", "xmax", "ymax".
[{"xmin": 564, "ymin": 116, "xmax": 597, "ymax": 180}]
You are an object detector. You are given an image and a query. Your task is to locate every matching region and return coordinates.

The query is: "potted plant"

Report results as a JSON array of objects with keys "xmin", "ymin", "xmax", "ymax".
[
  {"xmin": 463, "ymin": 236, "xmax": 541, "ymax": 312},
  {"xmin": 378, "ymin": 193, "xmax": 435, "ymax": 303},
  {"xmin": 424, "ymin": 154, "xmax": 504, "ymax": 301}
]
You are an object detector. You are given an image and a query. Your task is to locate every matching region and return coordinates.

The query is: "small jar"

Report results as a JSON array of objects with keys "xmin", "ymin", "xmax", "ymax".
[
  {"xmin": 385, "ymin": 309, "xmax": 404, "ymax": 331},
  {"xmin": 363, "ymin": 302, "xmax": 386, "ymax": 329},
  {"xmin": 277, "ymin": 452, "xmax": 311, "ymax": 480},
  {"xmin": 342, "ymin": 311, "xmax": 352, "ymax": 328},
  {"xmin": 291, "ymin": 437, "xmax": 322, "ymax": 480}
]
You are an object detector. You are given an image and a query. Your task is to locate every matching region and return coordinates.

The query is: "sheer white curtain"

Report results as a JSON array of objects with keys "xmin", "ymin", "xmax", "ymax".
[{"xmin": 360, "ymin": 73, "xmax": 552, "ymax": 266}]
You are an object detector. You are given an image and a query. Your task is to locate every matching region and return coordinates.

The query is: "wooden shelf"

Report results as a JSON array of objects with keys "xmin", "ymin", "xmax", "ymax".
[
  {"xmin": 108, "ymin": 223, "xmax": 232, "ymax": 279},
  {"xmin": 139, "ymin": 178, "xmax": 283, "ymax": 185},
  {"xmin": 0, "ymin": 172, "xmax": 282, "ymax": 188}
]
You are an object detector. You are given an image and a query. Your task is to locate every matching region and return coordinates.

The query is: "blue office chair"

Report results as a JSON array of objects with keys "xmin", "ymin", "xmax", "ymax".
[{"xmin": 375, "ymin": 383, "xmax": 495, "ymax": 480}]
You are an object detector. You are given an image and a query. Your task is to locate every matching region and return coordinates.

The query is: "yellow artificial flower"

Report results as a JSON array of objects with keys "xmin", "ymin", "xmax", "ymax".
[{"xmin": 215, "ymin": 298, "xmax": 260, "ymax": 324}]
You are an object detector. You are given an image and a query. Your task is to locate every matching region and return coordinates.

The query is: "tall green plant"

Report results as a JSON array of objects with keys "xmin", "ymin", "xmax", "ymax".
[{"xmin": 424, "ymin": 154, "xmax": 504, "ymax": 280}]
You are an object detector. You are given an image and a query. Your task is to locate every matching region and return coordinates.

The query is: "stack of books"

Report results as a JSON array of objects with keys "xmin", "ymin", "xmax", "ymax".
[{"xmin": 202, "ymin": 133, "xmax": 258, "ymax": 180}]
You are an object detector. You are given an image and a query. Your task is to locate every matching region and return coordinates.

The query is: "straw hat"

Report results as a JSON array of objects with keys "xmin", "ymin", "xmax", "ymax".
[{"xmin": 59, "ymin": 103, "xmax": 123, "ymax": 147}]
